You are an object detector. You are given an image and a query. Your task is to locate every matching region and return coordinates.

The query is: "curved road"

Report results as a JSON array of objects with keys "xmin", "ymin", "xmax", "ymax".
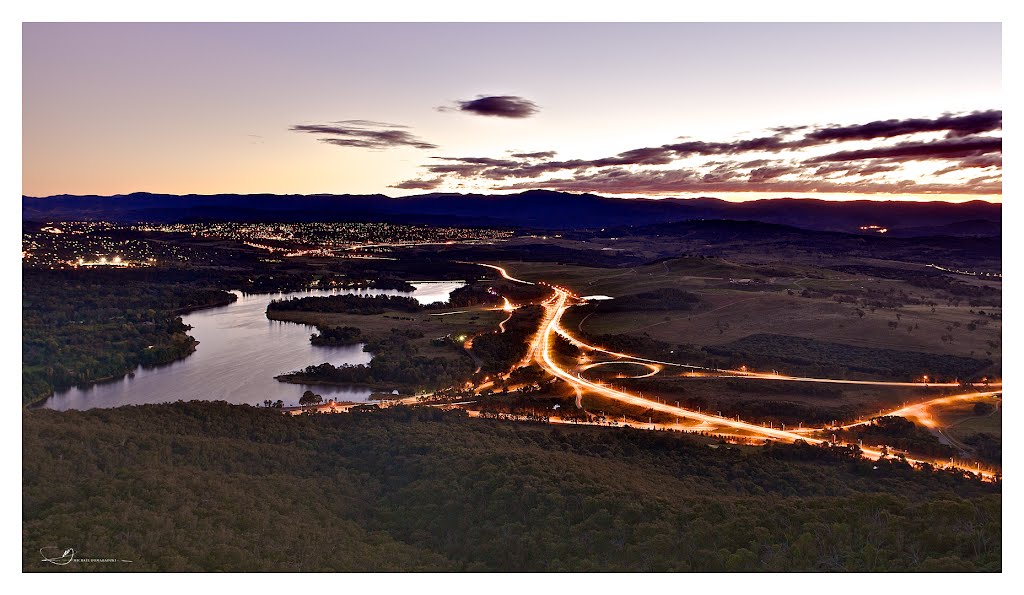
[
  {"xmin": 393, "ymin": 263, "xmax": 999, "ymax": 480},
  {"xmin": 530, "ymin": 285, "xmax": 998, "ymax": 479}
]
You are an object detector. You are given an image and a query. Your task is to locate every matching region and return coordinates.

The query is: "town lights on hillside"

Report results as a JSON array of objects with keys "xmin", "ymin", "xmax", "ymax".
[{"xmin": 72, "ymin": 255, "xmax": 134, "ymax": 268}]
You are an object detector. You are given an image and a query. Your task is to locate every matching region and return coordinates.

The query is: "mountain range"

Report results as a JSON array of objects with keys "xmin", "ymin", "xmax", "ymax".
[{"xmin": 22, "ymin": 190, "xmax": 1001, "ymax": 237}]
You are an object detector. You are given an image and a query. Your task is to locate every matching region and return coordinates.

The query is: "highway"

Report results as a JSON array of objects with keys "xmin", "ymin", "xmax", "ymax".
[
  {"xmin": 830, "ymin": 391, "xmax": 1001, "ymax": 431},
  {"xmin": 358, "ymin": 263, "xmax": 999, "ymax": 480},
  {"xmin": 578, "ymin": 360, "xmax": 662, "ymax": 379},
  {"xmin": 536, "ymin": 289, "xmax": 826, "ymax": 442},
  {"xmin": 524, "ymin": 284, "xmax": 999, "ymax": 479},
  {"xmin": 470, "ymin": 262, "xmax": 536, "ymax": 285},
  {"xmin": 554, "ymin": 323, "xmax": 986, "ymax": 388}
]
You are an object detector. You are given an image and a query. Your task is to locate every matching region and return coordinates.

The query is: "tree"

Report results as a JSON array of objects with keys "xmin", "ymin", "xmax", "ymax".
[
  {"xmin": 299, "ymin": 390, "xmax": 323, "ymax": 410},
  {"xmin": 973, "ymin": 402, "xmax": 995, "ymax": 416}
]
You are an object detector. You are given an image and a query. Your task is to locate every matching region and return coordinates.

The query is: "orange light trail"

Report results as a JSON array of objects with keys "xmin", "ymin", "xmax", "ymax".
[
  {"xmin": 531, "ymin": 287, "xmax": 998, "ymax": 480},
  {"xmin": 383, "ymin": 263, "xmax": 1001, "ymax": 481}
]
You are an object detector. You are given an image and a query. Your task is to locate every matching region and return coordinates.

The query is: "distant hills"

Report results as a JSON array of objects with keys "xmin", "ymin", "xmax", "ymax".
[{"xmin": 22, "ymin": 190, "xmax": 1001, "ymax": 237}]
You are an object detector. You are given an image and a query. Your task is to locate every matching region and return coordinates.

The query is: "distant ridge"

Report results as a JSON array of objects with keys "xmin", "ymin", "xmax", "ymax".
[{"xmin": 22, "ymin": 191, "xmax": 1001, "ymax": 236}]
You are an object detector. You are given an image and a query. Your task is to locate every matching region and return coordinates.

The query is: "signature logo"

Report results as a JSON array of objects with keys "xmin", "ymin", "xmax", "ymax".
[
  {"xmin": 40, "ymin": 547, "xmax": 75, "ymax": 566},
  {"xmin": 39, "ymin": 546, "xmax": 132, "ymax": 566}
]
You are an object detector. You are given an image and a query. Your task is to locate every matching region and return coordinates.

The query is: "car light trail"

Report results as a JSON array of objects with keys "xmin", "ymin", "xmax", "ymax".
[
  {"xmin": 554, "ymin": 312, "xmax": 997, "ymax": 389},
  {"xmin": 530, "ymin": 287, "xmax": 998, "ymax": 480},
  {"xmin": 470, "ymin": 262, "xmax": 536, "ymax": 285},
  {"xmin": 823, "ymin": 391, "xmax": 1001, "ymax": 432},
  {"xmin": 370, "ymin": 263, "xmax": 999, "ymax": 480},
  {"xmin": 578, "ymin": 361, "xmax": 662, "ymax": 379}
]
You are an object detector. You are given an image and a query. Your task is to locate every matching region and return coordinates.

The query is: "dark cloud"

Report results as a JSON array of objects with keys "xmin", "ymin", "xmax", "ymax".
[
  {"xmin": 447, "ymin": 95, "xmax": 540, "ymax": 118},
  {"xmin": 434, "ymin": 156, "xmax": 520, "ymax": 167},
  {"xmin": 771, "ymin": 125, "xmax": 809, "ymax": 135},
  {"xmin": 806, "ymin": 110, "xmax": 1001, "ymax": 142},
  {"xmin": 425, "ymin": 156, "xmax": 525, "ymax": 179},
  {"xmin": 747, "ymin": 165, "xmax": 797, "ymax": 182},
  {"xmin": 390, "ymin": 178, "xmax": 443, "ymax": 190},
  {"xmin": 429, "ymin": 110, "xmax": 1003, "ymax": 179},
  {"xmin": 813, "ymin": 162, "xmax": 902, "ymax": 177},
  {"xmin": 392, "ymin": 109, "xmax": 1001, "ymax": 197},
  {"xmin": 966, "ymin": 174, "xmax": 1002, "ymax": 185},
  {"xmin": 805, "ymin": 136, "xmax": 1002, "ymax": 164},
  {"xmin": 290, "ymin": 120, "xmax": 436, "ymax": 150},
  {"xmin": 417, "ymin": 136, "xmax": 795, "ymax": 180},
  {"xmin": 510, "ymin": 151, "xmax": 557, "ymax": 159},
  {"xmin": 933, "ymin": 155, "xmax": 1002, "ymax": 176},
  {"xmin": 496, "ymin": 168, "xmax": 1001, "ymax": 196}
]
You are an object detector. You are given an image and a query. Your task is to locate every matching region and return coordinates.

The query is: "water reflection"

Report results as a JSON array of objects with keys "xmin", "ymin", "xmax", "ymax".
[{"xmin": 42, "ymin": 281, "xmax": 464, "ymax": 410}]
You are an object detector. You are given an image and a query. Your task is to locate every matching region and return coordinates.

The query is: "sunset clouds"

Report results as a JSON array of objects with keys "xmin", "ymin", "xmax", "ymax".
[
  {"xmin": 392, "ymin": 110, "xmax": 1002, "ymax": 196},
  {"xmin": 290, "ymin": 120, "xmax": 437, "ymax": 150},
  {"xmin": 23, "ymin": 23, "xmax": 1000, "ymax": 199},
  {"xmin": 441, "ymin": 95, "xmax": 540, "ymax": 118}
]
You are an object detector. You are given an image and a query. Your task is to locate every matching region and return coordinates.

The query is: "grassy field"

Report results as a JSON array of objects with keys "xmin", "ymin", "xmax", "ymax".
[
  {"xmin": 947, "ymin": 408, "xmax": 1002, "ymax": 439},
  {"xmin": 599, "ymin": 375, "xmax": 954, "ymax": 423},
  {"xmin": 940, "ymin": 399, "xmax": 1003, "ymax": 440},
  {"xmin": 268, "ymin": 307, "xmax": 507, "ymax": 363},
  {"xmin": 495, "ymin": 257, "xmax": 774, "ymax": 294},
  {"xmin": 576, "ymin": 294, "xmax": 1000, "ymax": 356},
  {"xmin": 502, "ymin": 257, "xmax": 1000, "ymax": 371}
]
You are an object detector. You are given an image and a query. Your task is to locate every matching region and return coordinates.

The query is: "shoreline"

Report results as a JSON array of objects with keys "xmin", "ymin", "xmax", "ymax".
[
  {"xmin": 273, "ymin": 373, "xmax": 413, "ymax": 398},
  {"xmin": 26, "ymin": 293, "xmax": 238, "ymax": 409},
  {"xmin": 26, "ymin": 338, "xmax": 202, "ymax": 410}
]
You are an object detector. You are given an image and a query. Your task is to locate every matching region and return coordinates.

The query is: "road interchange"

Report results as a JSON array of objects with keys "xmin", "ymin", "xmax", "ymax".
[
  {"xmin": 481, "ymin": 264, "xmax": 1000, "ymax": 479},
  {"xmin": 371, "ymin": 263, "xmax": 999, "ymax": 480}
]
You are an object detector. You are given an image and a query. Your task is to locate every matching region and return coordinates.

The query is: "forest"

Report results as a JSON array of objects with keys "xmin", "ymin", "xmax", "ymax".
[
  {"xmin": 267, "ymin": 293, "xmax": 422, "ymax": 315},
  {"xmin": 282, "ymin": 304, "xmax": 548, "ymax": 392},
  {"xmin": 598, "ymin": 287, "xmax": 704, "ymax": 312},
  {"xmin": 310, "ymin": 325, "xmax": 362, "ymax": 346},
  {"xmin": 835, "ymin": 416, "xmax": 956, "ymax": 460},
  {"xmin": 22, "ymin": 269, "xmax": 237, "ymax": 406},
  {"xmin": 267, "ymin": 280, "xmax": 525, "ymax": 314},
  {"xmin": 23, "ymin": 402, "xmax": 1001, "ymax": 572},
  {"xmin": 469, "ymin": 305, "xmax": 546, "ymax": 374},
  {"xmin": 278, "ymin": 329, "xmax": 475, "ymax": 391},
  {"xmin": 443, "ymin": 283, "xmax": 504, "ymax": 308}
]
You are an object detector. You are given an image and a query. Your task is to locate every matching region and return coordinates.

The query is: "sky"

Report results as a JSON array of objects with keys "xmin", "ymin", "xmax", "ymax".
[{"xmin": 22, "ymin": 22, "xmax": 1001, "ymax": 202}]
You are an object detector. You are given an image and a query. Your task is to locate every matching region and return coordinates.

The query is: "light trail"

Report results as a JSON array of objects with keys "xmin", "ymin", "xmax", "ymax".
[
  {"xmin": 497, "ymin": 298, "xmax": 516, "ymax": 333},
  {"xmin": 366, "ymin": 262, "xmax": 999, "ymax": 480},
  {"xmin": 554, "ymin": 314, "xmax": 996, "ymax": 389},
  {"xmin": 827, "ymin": 391, "xmax": 1001, "ymax": 431},
  {"xmin": 471, "ymin": 262, "xmax": 536, "ymax": 285},
  {"xmin": 530, "ymin": 287, "xmax": 998, "ymax": 480},
  {"xmin": 554, "ymin": 326, "xmax": 714, "ymax": 371},
  {"xmin": 537, "ymin": 290, "xmax": 819, "ymax": 442},
  {"xmin": 578, "ymin": 360, "xmax": 662, "ymax": 379}
]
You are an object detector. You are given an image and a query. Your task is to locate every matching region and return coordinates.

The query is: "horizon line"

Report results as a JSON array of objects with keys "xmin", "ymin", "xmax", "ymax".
[{"xmin": 22, "ymin": 190, "xmax": 1003, "ymax": 205}]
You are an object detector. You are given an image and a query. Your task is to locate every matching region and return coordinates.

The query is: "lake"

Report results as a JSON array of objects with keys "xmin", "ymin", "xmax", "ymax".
[{"xmin": 41, "ymin": 281, "xmax": 465, "ymax": 411}]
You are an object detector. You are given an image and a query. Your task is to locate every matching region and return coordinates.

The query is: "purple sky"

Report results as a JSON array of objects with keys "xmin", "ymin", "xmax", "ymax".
[{"xmin": 23, "ymin": 23, "xmax": 1001, "ymax": 201}]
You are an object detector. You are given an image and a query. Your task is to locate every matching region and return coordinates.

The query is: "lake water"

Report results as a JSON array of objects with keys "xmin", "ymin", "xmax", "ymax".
[{"xmin": 41, "ymin": 281, "xmax": 465, "ymax": 411}]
